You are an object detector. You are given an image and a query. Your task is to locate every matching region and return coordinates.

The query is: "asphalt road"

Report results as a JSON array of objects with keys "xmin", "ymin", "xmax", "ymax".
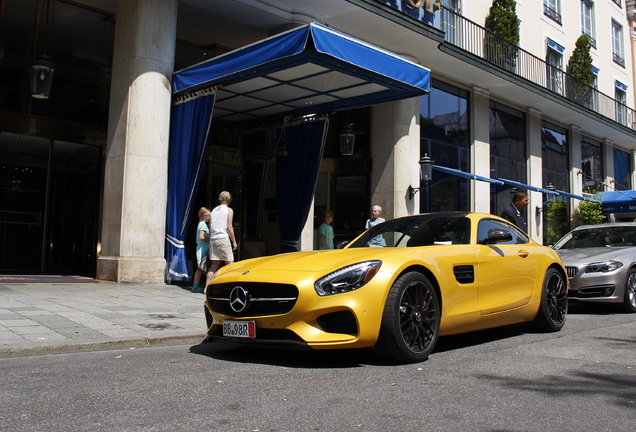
[{"xmin": 1, "ymin": 304, "xmax": 634, "ymax": 432}]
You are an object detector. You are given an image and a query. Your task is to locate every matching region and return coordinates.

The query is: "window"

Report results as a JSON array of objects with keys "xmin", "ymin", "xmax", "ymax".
[
  {"xmin": 611, "ymin": 0, "xmax": 622, "ymax": 7},
  {"xmin": 477, "ymin": 219, "xmax": 529, "ymax": 245},
  {"xmin": 544, "ymin": 0, "xmax": 562, "ymax": 24},
  {"xmin": 591, "ymin": 67, "xmax": 599, "ymax": 110},
  {"xmin": 421, "ymin": 80, "xmax": 470, "ymax": 212},
  {"xmin": 489, "ymin": 102, "xmax": 526, "ymax": 217},
  {"xmin": 612, "ymin": 20, "xmax": 625, "ymax": 67},
  {"xmin": 542, "ymin": 121, "xmax": 569, "ymax": 244},
  {"xmin": 581, "ymin": 136, "xmax": 603, "ymax": 192},
  {"xmin": 580, "ymin": 1, "xmax": 596, "ymax": 48},
  {"xmin": 546, "ymin": 40, "xmax": 564, "ymax": 95},
  {"xmin": 615, "ymin": 81, "xmax": 628, "ymax": 126}
]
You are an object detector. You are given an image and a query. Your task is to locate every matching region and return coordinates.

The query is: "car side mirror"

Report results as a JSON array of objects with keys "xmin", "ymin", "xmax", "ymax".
[{"xmin": 482, "ymin": 229, "xmax": 513, "ymax": 245}]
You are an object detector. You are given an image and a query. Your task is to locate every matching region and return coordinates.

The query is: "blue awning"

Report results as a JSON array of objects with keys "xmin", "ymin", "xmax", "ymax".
[
  {"xmin": 599, "ymin": 190, "xmax": 636, "ymax": 213},
  {"xmin": 555, "ymin": 190, "xmax": 600, "ymax": 203},
  {"xmin": 433, "ymin": 165, "xmax": 504, "ymax": 184},
  {"xmin": 496, "ymin": 178, "xmax": 559, "ymax": 195},
  {"xmin": 173, "ymin": 22, "xmax": 431, "ymax": 123}
]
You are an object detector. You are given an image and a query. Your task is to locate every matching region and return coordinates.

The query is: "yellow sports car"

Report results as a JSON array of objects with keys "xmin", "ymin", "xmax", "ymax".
[{"xmin": 204, "ymin": 212, "xmax": 568, "ymax": 363}]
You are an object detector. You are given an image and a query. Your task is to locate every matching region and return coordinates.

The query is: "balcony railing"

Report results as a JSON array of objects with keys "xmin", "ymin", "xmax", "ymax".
[{"xmin": 439, "ymin": 7, "xmax": 635, "ymax": 130}]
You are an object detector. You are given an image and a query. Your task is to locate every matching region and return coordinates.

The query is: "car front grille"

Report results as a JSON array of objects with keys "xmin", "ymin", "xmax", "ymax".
[
  {"xmin": 207, "ymin": 282, "xmax": 298, "ymax": 317},
  {"xmin": 566, "ymin": 266, "xmax": 578, "ymax": 278}
]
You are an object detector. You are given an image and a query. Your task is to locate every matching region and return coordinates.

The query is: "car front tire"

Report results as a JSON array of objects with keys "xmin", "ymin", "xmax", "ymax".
[
  {"xmin": 620, "ymin": 269, "xmax": 636, "ymax": 313},
  {"xmin": 375, "ymin": 272, "xmax": 440, "ymax": 363},
  {"xmin": 531, "ymin": 267, "xmax": 567, "ymax": 332}
]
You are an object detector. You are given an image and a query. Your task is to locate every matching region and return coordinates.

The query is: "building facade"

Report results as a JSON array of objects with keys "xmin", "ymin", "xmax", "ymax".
[{"xmin": 1, "ymin": 0, "xmax": 635, "ymax": 282}]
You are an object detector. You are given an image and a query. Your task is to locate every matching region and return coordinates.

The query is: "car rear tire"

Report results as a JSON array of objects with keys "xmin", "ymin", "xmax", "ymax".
[
  {"xmin": 375, "ymin": 272, "xmax": 440, "ymax": 363},
  {"xmin": 531, "ymin": 268, "xmax": 567, "ymax": 332},
  {"xmin": 619, "ymin": 269, "xmax": 636, "ymax": 313}
]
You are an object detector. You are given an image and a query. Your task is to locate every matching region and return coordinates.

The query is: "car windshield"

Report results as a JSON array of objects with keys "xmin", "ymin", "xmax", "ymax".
[
  {"xmin": 348, "ymin": 214, "xmax": 471, "ymax": 248},
  {"xmin": 553, "ymin": 226, "xmax": 636, "ymax": 249}
]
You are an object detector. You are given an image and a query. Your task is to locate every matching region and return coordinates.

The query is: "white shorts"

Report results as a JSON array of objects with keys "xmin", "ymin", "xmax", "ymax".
[{"xmin": 209, "ymin": 237, "xmax": 234, "ymax": 261}]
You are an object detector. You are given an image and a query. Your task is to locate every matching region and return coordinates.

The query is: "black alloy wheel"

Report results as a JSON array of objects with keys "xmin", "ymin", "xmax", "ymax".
[
  {"xmin": 376, "ymin": 272, "xmax": 440, "ymax": 363},
  {"xmin": 532, "ymin": 267, "xmax": 568, "ymax": 332}
]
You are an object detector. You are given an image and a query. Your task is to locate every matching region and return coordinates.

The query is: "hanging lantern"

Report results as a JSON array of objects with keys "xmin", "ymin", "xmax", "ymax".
[
  {"xmin": 29, "ymin": 54, "xmax": 55, "ymax": 99},
  {"xmin": 339, "ymin": 125, "xmax": 355, "ymax": 156}
]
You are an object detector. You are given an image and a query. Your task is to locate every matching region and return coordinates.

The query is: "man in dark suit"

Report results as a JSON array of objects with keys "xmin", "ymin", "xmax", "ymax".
[{"xmin": 501, "ymin": 190, "xmax": 529, "ymax": 233}]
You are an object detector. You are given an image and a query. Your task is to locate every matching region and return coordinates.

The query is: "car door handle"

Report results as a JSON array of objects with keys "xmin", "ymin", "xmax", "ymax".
[{"xmin": 517, "ymin": 250, "xmax": 529, "ymax": 258}]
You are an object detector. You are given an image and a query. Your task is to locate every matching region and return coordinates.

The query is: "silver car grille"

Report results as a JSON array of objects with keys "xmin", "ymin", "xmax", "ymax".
[{"xmin": 566, "ymin": 266, "xmax": 578, "ymax": 278}]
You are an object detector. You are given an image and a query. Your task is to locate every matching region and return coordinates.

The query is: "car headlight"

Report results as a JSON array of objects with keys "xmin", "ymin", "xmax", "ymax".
[
  {"xmin": 315, "ymin": 261, "xmax": 382, "ymax": 296},
  {"xmin": 585, "ymin": 260, "xmax": 623, "ymax": 273}
]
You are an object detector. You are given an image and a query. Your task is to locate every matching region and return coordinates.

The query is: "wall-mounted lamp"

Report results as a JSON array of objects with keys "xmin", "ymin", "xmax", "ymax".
[
  {"xmin": 408, "ymin": 154, "xmax": 434, "ymax": 212},
  {"xmin": 546, "ymin": 183, "xmax": 557, "ymax": 203},
  {"xmin": 537, "ymin": 183, "xmax": 557, "ymax": 216},
  {"xmin": 339, "ymin": 125, "xmax": 355, "ymax": 156}
]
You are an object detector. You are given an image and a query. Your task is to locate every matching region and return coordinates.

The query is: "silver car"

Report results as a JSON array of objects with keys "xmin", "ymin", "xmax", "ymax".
[{"xmin": 553, "ymin": 223, "xmax": 636, "ymax": 313}]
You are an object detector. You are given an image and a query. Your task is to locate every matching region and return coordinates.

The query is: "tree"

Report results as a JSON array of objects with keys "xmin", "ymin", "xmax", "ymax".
[
  {"xmin": 545, "ymin": 199, "xmax": 568, "ymax": 245},
  {"xmin": 573, "ymin": 192, "xmax": 606, "ymax": 227},
  {"xmin": 484, "ymin": 0, "xmax": 520, "ymax": 70},
  {"xmin": 566, "ymin": 35, "xmax": 594, "ymax": 107}
]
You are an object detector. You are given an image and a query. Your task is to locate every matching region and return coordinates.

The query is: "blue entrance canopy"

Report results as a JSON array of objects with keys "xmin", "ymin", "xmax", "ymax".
[
  {"xmin": 433, "ymin": 165, "xmax": 504, "ymax": 184},
  {"xmin": 599, "ymin": 190, "xmax": 636, "ymax": 213},
  {"xmin": 173, "ymin": 22, "xmax": 431, "ymax": 123}
]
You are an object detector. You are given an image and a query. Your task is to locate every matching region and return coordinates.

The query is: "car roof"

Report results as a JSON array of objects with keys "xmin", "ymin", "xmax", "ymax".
[{"xmin": 572, "ymin": 222, "xmax": 636, "ymax": 231}]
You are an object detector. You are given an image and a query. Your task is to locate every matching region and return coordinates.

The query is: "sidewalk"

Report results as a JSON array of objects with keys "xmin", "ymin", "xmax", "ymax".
[{"xmin": 0, "ymin": 279, "xmax": 207, "ymax": 359}]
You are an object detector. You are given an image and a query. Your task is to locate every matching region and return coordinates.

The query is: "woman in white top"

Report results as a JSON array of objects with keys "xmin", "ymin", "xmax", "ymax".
[{"xmin": 205, "ymin": 191, "xmax": 237, "ymax": 290}]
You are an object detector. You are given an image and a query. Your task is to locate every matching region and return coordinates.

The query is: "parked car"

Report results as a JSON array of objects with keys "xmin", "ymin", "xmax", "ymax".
[
  {"xmin": 553, "ymin": 222, "xmax": 636, "ymax": 313},
  {"xmin": 204, "ymin": 212, "xmax": 568, "ymax": 363}
]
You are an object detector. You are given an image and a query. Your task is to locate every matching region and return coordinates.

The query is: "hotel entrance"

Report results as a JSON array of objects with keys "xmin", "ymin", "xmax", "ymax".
[{"xmin": 0, "ymin": 132, "xmax": 101, "ymax": 276}]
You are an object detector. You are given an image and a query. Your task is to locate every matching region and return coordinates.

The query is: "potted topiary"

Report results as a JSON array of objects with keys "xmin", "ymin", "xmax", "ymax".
[{"xmin": 484, "ymin": 0, "xmax": 520, "ymax": 71}]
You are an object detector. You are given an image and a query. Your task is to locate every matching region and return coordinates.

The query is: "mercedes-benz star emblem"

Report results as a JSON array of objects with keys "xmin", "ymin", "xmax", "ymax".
[{"xmin": 229, "ymin": 286, "xmax": 249, "ymax": 313}]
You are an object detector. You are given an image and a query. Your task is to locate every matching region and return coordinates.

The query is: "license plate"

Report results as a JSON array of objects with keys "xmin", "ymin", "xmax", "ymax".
[{"xmin": 222, "ymin": 320, "xmax": 255, "ymax": 338}]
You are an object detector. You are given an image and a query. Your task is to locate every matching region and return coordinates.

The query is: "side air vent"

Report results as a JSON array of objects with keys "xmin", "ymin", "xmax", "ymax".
[{"xmin": 453, "ymin": 265, "xmax": 474, "ymax": 284}]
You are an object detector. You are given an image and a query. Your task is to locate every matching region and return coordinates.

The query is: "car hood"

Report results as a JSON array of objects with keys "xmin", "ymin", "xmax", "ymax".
[
  {"xmin": 217, "ymin": 248, "xmax": 395, "ymax": 279},
  {"xmin": 556, "ymin": 246, "xmax": 633, "ymax": 263}
]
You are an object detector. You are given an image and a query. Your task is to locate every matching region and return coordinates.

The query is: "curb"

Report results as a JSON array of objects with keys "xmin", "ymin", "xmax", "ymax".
[{"xmin": 0, "ymin": 334, "xmax": 207, "ymax": 359}]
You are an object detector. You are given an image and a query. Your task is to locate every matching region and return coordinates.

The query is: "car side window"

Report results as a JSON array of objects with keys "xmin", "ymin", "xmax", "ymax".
[{"xmin": 477, "ymin": 219, "xmax": 529, "ymax": 245}]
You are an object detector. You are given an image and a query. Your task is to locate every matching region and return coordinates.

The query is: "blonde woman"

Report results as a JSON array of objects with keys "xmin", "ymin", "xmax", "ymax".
[{"xmin": 205, "ymin": 191, "xmax": 237, "ymax": 289}]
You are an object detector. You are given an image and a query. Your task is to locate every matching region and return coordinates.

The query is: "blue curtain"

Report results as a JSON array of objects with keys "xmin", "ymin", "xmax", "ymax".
[
  {"xmin": 613, "ymin": 149, "xmax": 630, "ymax": 190},
  {"xmin": 166, "ymin": 90, "xmax": 215, "ymax": 281},
  {"xmin": 241, "ymin": 130, "xmax": 269, "ymax": 239},
  {"xmin": 276, "ymin": 119, "xmax": 329, "ymax": 252}
]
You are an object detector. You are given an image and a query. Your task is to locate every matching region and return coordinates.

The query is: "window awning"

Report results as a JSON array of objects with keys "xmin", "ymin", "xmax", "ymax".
[
  {"xmin": 173, "ymin": 22, "xmax": 431, "ymax": 124},
  {"xmin": 599, "ymin": 190, "xmax": 636, "ymax": 213},
  {"xmin": 433, "ymin": 165, "xmax": 504, "ymax": 184},
  {"xmin": 496, "ymin": 178, "xmax": 560, "ymax": 195}
]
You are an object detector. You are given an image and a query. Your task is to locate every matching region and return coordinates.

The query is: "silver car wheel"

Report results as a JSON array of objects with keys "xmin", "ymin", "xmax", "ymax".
[{"xmin": 624, "ymin": 270, "xmax": 636, "ymax": 313}]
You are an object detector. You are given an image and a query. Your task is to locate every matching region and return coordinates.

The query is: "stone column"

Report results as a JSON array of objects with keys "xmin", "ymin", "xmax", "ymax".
[
  {"xmin": 569, "ymin": 125, "xmax": 583, "ymax": 196},
  {"xmin": 471, "ymin": 87, "xmax": 491, "ymax": 213},
  {"xmin": 370, "ymin": 97, "xmax": 420, "ymax": 220},
  {"xmin": 96, "ymin": 0, "xmax": 178, "ymax": 283},
  {"xmin": 527, "ymin": 108, "xmax": 543, "ymax": 242}
]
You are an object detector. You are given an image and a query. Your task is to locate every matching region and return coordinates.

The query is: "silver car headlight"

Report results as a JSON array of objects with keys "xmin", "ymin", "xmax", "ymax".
[
  {"xmin": 315, "ymin": 261, "xmax": 382, "ymax": 296},
  {"xmin": 585, "ymin": 260, "xmax": 623, "ymax": 273}
]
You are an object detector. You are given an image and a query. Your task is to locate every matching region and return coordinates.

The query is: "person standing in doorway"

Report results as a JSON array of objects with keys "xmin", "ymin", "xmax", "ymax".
[
  {"xmin": 205, "ymin": 191, "xmax": 238, "ymax": 290},
  {"xmin": 192, "ymin": 207, "xmax": 210, "ymax": 293},
  {"xmin": 319, "ymin": 210, "xmax": 334, "ymax": 250},
  {"xmin": 365, "ymin": 204, "xmax": 386, "ymax": 247},
  {"xmin": 501, "ymin": 190, "xmax": 529, "ymax": 233}
]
